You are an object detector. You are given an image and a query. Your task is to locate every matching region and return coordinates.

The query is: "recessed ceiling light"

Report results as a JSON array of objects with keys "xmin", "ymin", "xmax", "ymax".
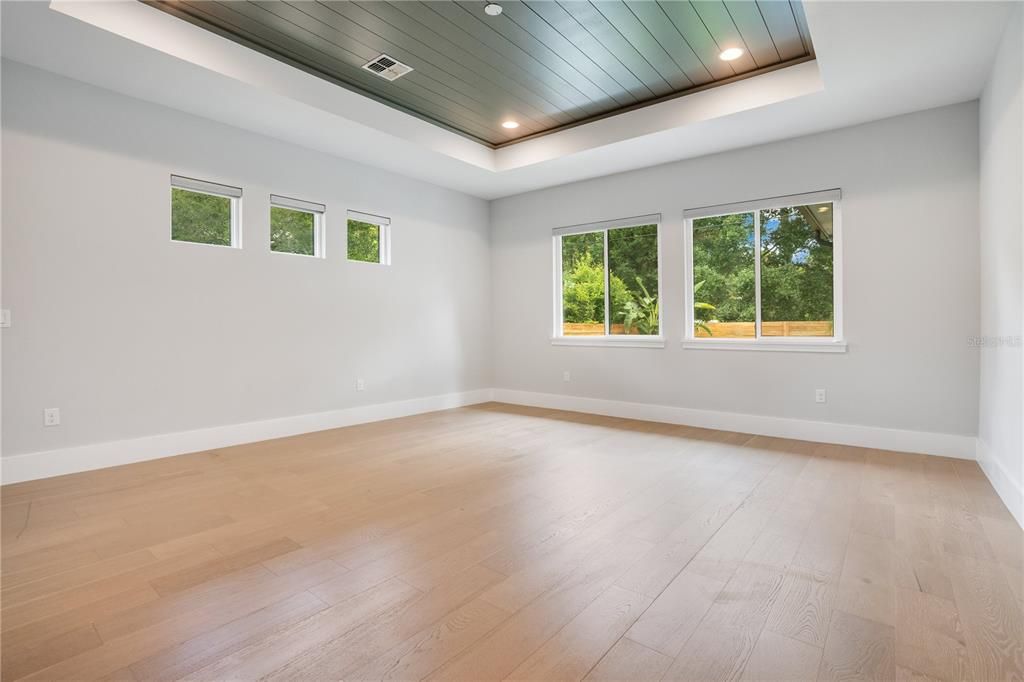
[
  {"xmin": 719, "ymin": 47, "xmax": 744, "ymax": 61},
  {"xmin": 502, "ymin": 120, "xmax": 519, "ymax": 129},
  {"xmin": 484, "ymin": 3, "xmax": 503, "ymax": 16}
]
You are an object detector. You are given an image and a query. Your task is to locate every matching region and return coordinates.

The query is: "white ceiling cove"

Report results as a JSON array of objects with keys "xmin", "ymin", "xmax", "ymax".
[{"xmin": 1, "ymin": 1, "xmax": 1013, "ymax": 199}]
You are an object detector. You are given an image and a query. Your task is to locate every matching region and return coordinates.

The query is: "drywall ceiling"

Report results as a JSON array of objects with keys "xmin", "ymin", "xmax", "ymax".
[
  {"xmin": 0, "ymin": 2, "xmax": 1014, "ymax": 199},
  {"xmin": 141, "ymin": 1, "xmax": 815, "ymax": 146}
]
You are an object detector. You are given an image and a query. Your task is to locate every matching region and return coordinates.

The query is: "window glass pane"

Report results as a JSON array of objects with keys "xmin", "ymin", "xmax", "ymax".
[
  {"xmin": 348, "ymin": 219, "xmax": 380, "ymax": 262},
  {"xmin": 760, "ymin": 203, "xmax": 834, "ymax": 337},
  {"xmin": 692, "ymin": 213, "xmax": 756, "ymax": 337},
  {"xmin": 171, "ymin": 187, "xmax": 232, "ymax": 246},
  {"xmin": 609, "ymin": 224, "xmax": 659, "ymax": 335},
  {"xmin": 270, "ymin": 206, "xmax": 315, "ymax": 255},
  {"xmin": 561, "ymin": 231, "xmax": 605, "ymax": 336}
]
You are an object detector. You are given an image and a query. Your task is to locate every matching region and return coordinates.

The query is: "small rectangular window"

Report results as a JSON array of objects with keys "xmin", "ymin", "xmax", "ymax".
[
  {"xmin": 170, "ymin": 175, "xmax": 241, "ymax": 247},
  {"xmin": 270, "ymin": 195, "xmax": 325, "ymax": 257},
  {"xmin": 554, "ymin": 215, "xmax": 661, "ymax": 344},
  {"xmin": 347, "ymin": 210, "xmax": 390, "ymax": 264},
  {"xmin": 685, "ymin": 190, "xmax": 842, "ymax": 350}
]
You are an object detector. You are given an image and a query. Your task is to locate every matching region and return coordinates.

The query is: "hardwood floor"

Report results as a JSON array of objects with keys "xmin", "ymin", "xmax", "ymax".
[{"xmin": 2, "ymin": 403, "xmax": 1021, "ymax": 681}]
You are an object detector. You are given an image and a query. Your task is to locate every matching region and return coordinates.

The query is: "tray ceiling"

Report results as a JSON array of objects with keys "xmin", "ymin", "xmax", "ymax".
[{"xmin": 143, "ymin": 1, "xmax": 815, "ymax": 147}]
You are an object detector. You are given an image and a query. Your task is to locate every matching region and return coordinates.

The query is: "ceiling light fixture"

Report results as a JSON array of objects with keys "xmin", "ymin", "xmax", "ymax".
[
  {"xmin": 719, "ymin": 47, "xmax": 744, "ymax": 61},
  {"xmin": 502, "ymin": 120, "xmax": 519, "ymax": 129},
  {"xmin": 484, "ymin": 3, "xmax": 503, "ymax": 16}
]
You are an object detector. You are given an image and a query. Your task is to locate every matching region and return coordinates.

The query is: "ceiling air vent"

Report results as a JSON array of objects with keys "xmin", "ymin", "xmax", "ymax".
[{"xmin": 362, "ymin": 54, "xmax": 413, "ymax": 81}]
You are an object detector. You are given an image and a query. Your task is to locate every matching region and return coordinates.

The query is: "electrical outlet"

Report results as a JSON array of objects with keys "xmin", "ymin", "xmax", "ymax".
[
  {"xmin": 43, "ymin": 407, "xmax": 60, "ymax": 426},
  {"xmin": 563, "ymin": 371, "xmax": 571, "ymax": 382},
  {"xmin": 815, "ymin": 389, "xmax": 827, "ymax": 404},
  {"xmin": 356, "ymin": 378, "xmax": 365, "ymax": 392},
  {"xmin": 0, "ymin": 309, "xmax": 10, "ymax": 328}
]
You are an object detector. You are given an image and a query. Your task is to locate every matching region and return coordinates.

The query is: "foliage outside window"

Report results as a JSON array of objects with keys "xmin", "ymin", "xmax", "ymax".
[
  {"xmin": 692, "ymin": 213, "xmax": 755, "ymax": 336},
  {"xmin": 170, "ymin": 176, "xmax": 241, "ymax": 247},
  {"xmin": 271, "ymin": 207, "xmax": 315, "ymax": 255},
  {"xmin": 689, "ymin": 194, "xmax": 838, "ymax": 341},
  {"xmin": 347, "ymin": 212, "xmax": 390, "ymax": 264},
  {"xmin": 270, "ymin": 195, "xmax": 324, "ymax": 257},
  {"xmin": 347, "ymin": 220, "xmax": 379, "ymax": 262},
  {"xmin": 557, "ymin": 221, "xmax": 660, "ymax": 338}
]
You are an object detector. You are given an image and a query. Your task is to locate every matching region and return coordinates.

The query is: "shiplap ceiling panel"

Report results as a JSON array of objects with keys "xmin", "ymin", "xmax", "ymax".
[
  {"xmin": 385, "ymin": 1, "xmax": 597, "ymax": 118},
  {"xmin": 523, "ymin": 1, "xmax": 655, "ymax": 101},
  {"xmin": 623, "ymin": 2, "xmax": 715, "ymax": 87},
  {"xmin": 758, "ymin": 0, "xmax": 809, "ymax": 60},
  {"xmin": 692, "ymin": 1, "xmax": 761, "ymax": 73},
  {"xmin": 723, "ymin": 1, "xmax": 783, "ymax": 67},
  {"xmin": 275, "ymin": 0, "xmax": 558, "ymax": 131},
  {"xmin": 144, "ymin": 0, "xmax": 815, "ymax": 146},
  {"xmin": 490, "ymin": 0, "xmax": 644, "ymax": 107}
]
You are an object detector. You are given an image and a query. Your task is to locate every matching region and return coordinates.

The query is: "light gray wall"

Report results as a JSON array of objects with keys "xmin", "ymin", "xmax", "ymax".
[
  {"xmin": 491, "ymin": 102, "xmax": 981, "ymax": 437},
  {"xmin": 0, "ymin": 58, "xmax": 995, "ymax": 464},
  {"xmin": 978, "ymin": 5, "xmax": 1023, "ymax": 521},
  {"xmin": 1, "ymin": 61, "xmax": 491, "ymax": 457}
]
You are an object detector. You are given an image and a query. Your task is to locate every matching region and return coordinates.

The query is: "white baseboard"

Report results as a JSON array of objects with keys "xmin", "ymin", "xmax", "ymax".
[
  {"xmin": 1, "ymin": 389, "xmax": 494, "ymax": 485},
  {"xmin": 491, "ymin": 389, "xmax": 977, "ymax": 460},
  {"xmin": 2, "ymin": 387, "xmax": 981, "ymax": 487},
  {"xmin": 976, "ymin": 439, "xmax": 1024, "ymax": 528}
]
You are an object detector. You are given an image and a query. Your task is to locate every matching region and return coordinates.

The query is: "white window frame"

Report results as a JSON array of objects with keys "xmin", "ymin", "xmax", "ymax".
[
  {"xmin": 683, "ymin": 189, "xmax": 846, "ymax": 353},
  {"xmin": 270, "ymin": 194, "xmax": 326, "ymax": 258},
  {"xmin": 170, "ymin": 175, "xmax": 242, "ymax": 248},
  {"xmin": 552, "ymin": 214, "xmax": 664, "ymax": 348},
  {"xmin": 347, "ymin": 210, "xmax": 391, "ymax": 265}
]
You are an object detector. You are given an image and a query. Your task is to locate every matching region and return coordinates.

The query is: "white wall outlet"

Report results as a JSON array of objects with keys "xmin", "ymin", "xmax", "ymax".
[
  {"xmin": 43, "ymin": 407, "xmax": 60, "ymax": 426},
  {"xmin": 563, "ymin": 371, "xmax": 571, "ymax": 382},
  {"xmin": 815, "ymin": 389, "xmax": 827, "ymax": 404},
  {"xmin": 356, "ymin": 378, "xmax": 365, "ymax": 392},
  {"xmin": 0, "ymin": 309, "xmax": 10, "ymax": 328}
]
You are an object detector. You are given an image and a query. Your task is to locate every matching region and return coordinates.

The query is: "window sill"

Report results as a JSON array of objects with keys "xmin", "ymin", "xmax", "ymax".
[
  {"xmin": 552, "ymin": 336, "xmax": 666, "ymax": 348},
  {"xmin": 271, "ymin": 250, "xmax": 323, "ymax": 259},
  {"xmin": 170, "ymin": 239, "xmax": 240, "ymax": 250},
  {"xmin": 681, "ymin": 338, "xmax": 847, "ymax": 353}
]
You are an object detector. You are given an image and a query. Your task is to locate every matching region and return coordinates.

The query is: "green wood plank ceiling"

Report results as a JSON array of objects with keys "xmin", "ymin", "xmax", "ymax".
[{"xmin": 144, "ymin": 1, "xmax": 815, "ymax": 147}]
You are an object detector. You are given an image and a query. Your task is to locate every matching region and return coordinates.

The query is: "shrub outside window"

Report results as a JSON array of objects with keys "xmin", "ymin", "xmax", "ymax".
[
  {"xmin": 170, "ymin": 175, "xmax": 241, "ymax": 247},
  {"xmin": 553, "ymin": 215, "xmax": 662, "ymax": 346},
  {"xmin": 270, "ymin": 195, "xmax": 325, "ymax": 257},
  {"xmin": 347, "ymin": 210, "xmax": 390, "ymax": 264},
  {"xmin": 685, "ymin": 190, "xmax": 844, "ymax": 352}
]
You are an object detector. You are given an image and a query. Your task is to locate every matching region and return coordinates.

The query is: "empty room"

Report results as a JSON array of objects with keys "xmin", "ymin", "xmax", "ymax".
[{"xmin": 1, "ymin": 0, "xmax": 1022, "ymax": 680}]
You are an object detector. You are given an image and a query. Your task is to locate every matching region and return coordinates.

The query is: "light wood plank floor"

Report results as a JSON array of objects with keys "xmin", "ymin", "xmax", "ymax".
[{"xmin": 2, "ymin": 403, "xmax": 1021, "ymax": 681}]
